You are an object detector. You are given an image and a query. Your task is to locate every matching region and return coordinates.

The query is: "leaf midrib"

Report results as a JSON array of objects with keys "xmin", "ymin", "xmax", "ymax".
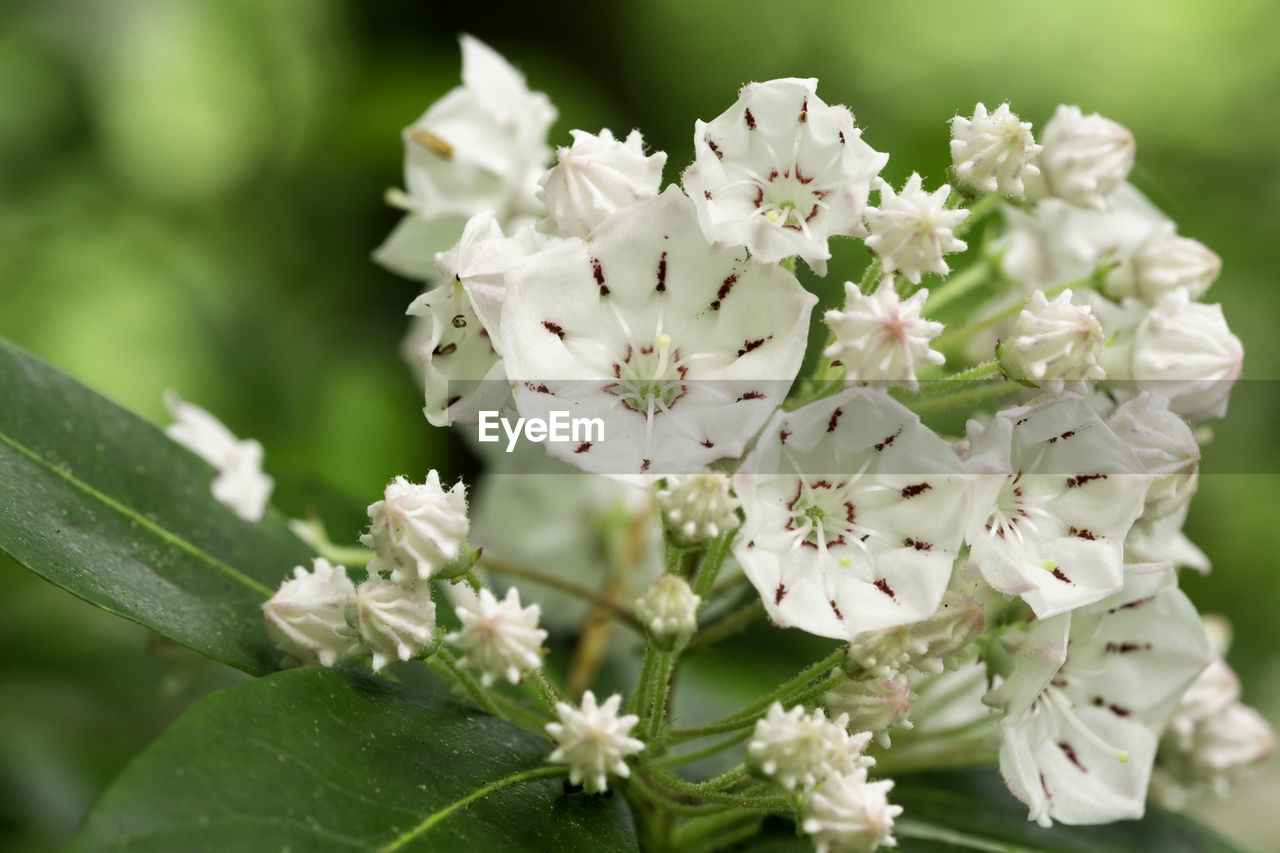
[{"xmin": 0, "ymin": 428, "xmax": 274, "ymax": 597}]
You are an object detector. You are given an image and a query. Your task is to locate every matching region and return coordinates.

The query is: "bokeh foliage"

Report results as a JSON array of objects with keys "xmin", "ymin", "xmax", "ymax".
[{"xmin": 1, "ymin": 0, "xmax": 1277, "ymax": 849}]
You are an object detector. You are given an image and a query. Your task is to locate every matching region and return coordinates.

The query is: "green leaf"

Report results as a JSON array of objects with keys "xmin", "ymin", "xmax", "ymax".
[
  {"xmin": 889, "ymin": 769, "xmax": 1245, "ymax": 852},
  {"xmin": 0, "ymin": 338, "xmax": 315, "ymax": 675},
  {"xmin": 70, "ymin": 667, "xmax": 638, "ymax": 852}
]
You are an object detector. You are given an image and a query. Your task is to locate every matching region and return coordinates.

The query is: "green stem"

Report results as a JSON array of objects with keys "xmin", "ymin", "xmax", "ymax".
[
  {"xmin": 691, "ymin": 531, "xmax": 735, "ymax": 602},
  {"xmin": 858, "ymin": 258, "xmax": 883, "ymax": 294},
  {"xmin": 378, "ymin": 766, "xmax": 564, "ymax": 852},
  {"xmin": 644, "ymin": 650, "xmax": 678, "ymax": 741},
  {"xmin": 903, "ymin": 380, "xmax": 1023, "ymax": 416},
  {"xmin": 652, "ymin": 729, "xmax": 754, "ymax": 768},
  {"xmin": 924, "ymin": 260, "xmax": 993, "ymax": 315},
  {"xmin": 644, "ymin": 769, "xmax": 794, "ymax": 812},
  {"xmin": 667, "ymin": 647, "xmax": 845, "ymax": 743},
  {"xmin": 873, "ymin": 737, "xmax": 997, "ymax": 776},
  {"xmin": 674, "ymin": 812, "xmax": 766, "ymax": 853},
  {"xmin": 430, "ymin": 648, "xmax": 502, "ymax": 719},
  {"xmin": 530, "ymin": 669, "xmax": 563, "ymax": 714},
  {"xmin": 479, "ymin": 555, "xmax": 642, "ymax": 629},
  {"xmin": 628, "ymin": 646, "xmax": 660, "ymax": 716},
  {"xmin": 953, "ymin": 193, "xmax": 1003, "ymax": 238},
  {"xmin": 685, "ymin": 600, "xmax": 765, "ymax": 651}
]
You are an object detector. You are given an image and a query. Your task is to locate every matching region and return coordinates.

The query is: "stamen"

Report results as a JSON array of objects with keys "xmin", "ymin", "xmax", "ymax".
[{"xmin": 1048, "ymin": 690, "xmax": 1130, "ymax": 763}]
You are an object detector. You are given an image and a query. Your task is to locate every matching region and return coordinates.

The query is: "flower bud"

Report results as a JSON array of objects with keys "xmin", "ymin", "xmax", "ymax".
[
  {"xmin": 655, "ymin": 472, "xmax": 741, "ymax": 545},
  {"xmin": 949, "ymin": 102, "xmax": 1041, "ymax": 198},
  {"xmin": 360, "ymin": 472, "xmax": 470, "ymax": 582},
  {"xmin": 824, "ymin": 278, "xmax": 944, "ymax": 391},
  {"xmin": 1035, "ymin": 104, "xmax": 1135, "ymax": 210},
  {"xmin": 864, "ymin": 174, "xmax": 968, "ymax": 284},
  {"xmin": 843, "ymin": 628, "xmax": 913, "ymax": 679},
  {"xmin": 262, "ymin": 558, "xmax": 359, "ymax": 668},
  {"xmin": 546, "ymin": 691, "xmax": 645, "ymax": 794},
  {"xmin": 446, "ymin": 586, "xmax": 546, "ymax": 686},
  {"xmin": 906, "ymin": 591, "xmax": 986, "ymax": 674},
  {"xmin": 748, "ymin": 703, "xmax": 873, "ymax": 792},
  {"xmin": 537, "ymin": 129, "xmax": 665, "ymax": 238},
  {"xmin": 1005, "ymin": 289, "xmax": 1105, "ymax": 390},
  {"xmin": 1105, "ymin": 222, "xmax": 1220, "ymax": 304},
  {"xmin": 823, "ymin": 672, "xmax": 913, "ymax": 748},
  {"xmin": 634, "ymin": 574, "xmax": 700, "ymax": 649},
  {"xmin": 1107, "ymin": 392, "xmax": 1199, "ymax": 519},
  {"xmin": 1122, "ymin": 291, "xmax": 1243, "ymax": 422},
  {"xmin": 801, "ymin": 770, "xmax": 902, "ymax": 853},
  {"xmin": 349, "ymin": 577, "xmax": 437, "ymax": 671}
]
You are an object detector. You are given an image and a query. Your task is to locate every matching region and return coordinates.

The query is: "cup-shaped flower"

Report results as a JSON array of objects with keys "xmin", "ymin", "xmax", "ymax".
[
  {"xmin": 499, "ymin": 186, "xmax": 816, "ymax": 479},
  {"xmin": 546, "ymin": 691, "xmax": 644, "ymax": 794},
  {"xmin": 446, "ymin": 586, "xmax": 546, "ymax": 686},
  {"xmin": 1005, "ymin": 289, "xmax": 1105, "ymax": 391},
  {"xmin": 801, "ymin": 769, "xmax": 902, "ymax": 853},
  {"xmin": 734, "ymin": 388, "xmax": 977, "ymax": 638},
  {"xmin": 164, "ymin": 391, "xmax": 273, "ymax": 522},
  {"xmin": 537, "ymin": 129, "xmax": 665, "ymax": 238},
  {"xmin": 350, "ymin": 577, "xmax": 437, "ymax": 672},
  {"xmin": 682, "ymin": 78, "xmax": 887, "ymax": 274},
  {"xmin": 950, "ymin": 102, "xmax": 1041, "ymax": 197},
  {"xmin": 824, "ymin": 278, "xmax": 944, "ymax": 390},
  {"xmin": 864, "ymin": 174, "xmax": 968, "ymax": 284},
  {"xmin": 374, "ymin": 35, "xmax": 555, "ymax": 280},
  {"xmin": 360, "ymin": 472, "xmax": 469, "ymax": 583},
  {"xmin": 263, "ymin": 558, "xmax": 359, "ymax": 668},
  {"xmin": 985, "ymin": 565, "xmax": 1211, "ymax": 826},
  {"xmin": 964, "ymin": 394, "xmax": 1151, "ymax": 617},
  {"xmin": 1034, "ymin": 105, "xmax": 1135, "ymax": 211},
  {"xmin": 747, "ymin": 703, "xmax": 873, "ymax": 792}
]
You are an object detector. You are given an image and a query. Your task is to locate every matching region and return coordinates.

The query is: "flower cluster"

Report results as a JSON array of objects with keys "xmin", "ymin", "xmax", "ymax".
[{"xmin": 243, "ymin": 37, "xmax": 1271, "ymax": 852}]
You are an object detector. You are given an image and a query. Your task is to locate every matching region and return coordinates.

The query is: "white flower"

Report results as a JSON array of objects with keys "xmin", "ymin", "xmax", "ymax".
[
  {"xmin": 499, "ymin": 186, "xmax": 816, "ymax": 479},
  {"xmin": 655, "ymin": 472, "xmax": 741, "ymax": 544},
  {"xmin": 546, "ymin": 691, "xmax": 644, "ymax": 793},
  {"xmin": 1109, "ymin": 290, "xmax": 1243, "ymax": 422},
  {"xmin": 374, "ymin": 35, "xmax": 555, "ymax": 281},
  {"xmin": 964, "ymin": 394, "xmax": 1151, "ymax": 617},
  {"xmin": 864, "ymin": 174, "xmax": 969, "ymax": 284},
  {"xmin": 801, "ymin": 770, "xmax": 902, "ymax": 853},
  {"xmin": 734, "ymin": 388, "xmax": 977, "ymax": 638},
  {"xmin": 360, "ymin": 473, "xmax": 469, "ymax": 583},
  {"xmin": 350, "ymin": 577, "xmax": 437, "ymax": 672},
  {"xmin": 985, "ymin": 565, "xmax": 1211, "ymax": 827},
  {"xmin": 537, "ymin": 129, "xmax": 665, "ymax": 238},
  {"xmin": 1106, "ymin": 393, "xmax": 1199, "ymax": 520},
  {"xmin": 949, "ymin": 102, "xmax": 1041, "ymax": 197},
  {"xmin": 1006, "ymin": 289, "xmax": 1105, "ymax": 390},
  {"xmin": 747, "ymin": 703, "xmax": 873, "ymax": 792},
  {"xmin": 823, "ymin": 673, "xmax": 913, "ymax": 748},
  {"xmin": 634, "ymin": 574, "xmax": 700, "ymax": 647},
  {"xmin": 998, "ymin": 183, "xmax": 1167, "ymax": 291},
  {"xmin": 164, "ymin": 391, "xmax": 273, "ymax": 522},
  {"xmin": 682, "ymin": 78, "xmax": 887, "ymax": 274},
  {"xmin": 446, "ymin": 586, "xmax": 546, "ymax": 686},
  {"xmin": 823, "ymin": 278, "xmax": 944, "ymax": 391},
  {"xmin": 262, "ymin": 558, "xmax": 359, "ymax": 668},
  {"xmin": 1104, "ymin": 222, "xmax": 1220, "ymax": 304},
  {"xmin": 1034, "ymin": 105, "xmax": 1135, "ymax": 210}
]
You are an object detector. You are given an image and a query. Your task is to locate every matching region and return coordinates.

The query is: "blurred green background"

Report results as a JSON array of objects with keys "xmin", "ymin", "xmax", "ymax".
[{"xmin": 1, "ymin": 0, "xmax": 1277, "ymax": 849}]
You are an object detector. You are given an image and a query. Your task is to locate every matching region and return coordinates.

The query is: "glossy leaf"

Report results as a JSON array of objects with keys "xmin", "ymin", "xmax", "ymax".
[
  {"xmin": 0, "ymin": 338, "xmax": 315, "ymax": 674},
  {"xmin": 71, "ymin": 667, "xmax": 637, "ymax": 852}
]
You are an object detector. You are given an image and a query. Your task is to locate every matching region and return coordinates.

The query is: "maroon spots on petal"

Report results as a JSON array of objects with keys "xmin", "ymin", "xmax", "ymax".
[
  {"xmin": 542, "ymin": 321, "xmax": 565, "ymax": 339},
  {"xmin": 901, "ymin": 482, "xmax": 932, "ymax": 499},
  {"xmin": 738, "ymin": 336, "xmax": 772, "ymax": 356},
  {"xmin": 1058, "ymin": 742, "xmax": 1087, "ymax": 773},
  {"xmin": 1051, "ymin": 567, "xmax": 1072, "ymax": 583},
  {"xmin": 1108, "ymin": 596, "xmax": 1155, "ymax": 614},
  {"xmin": 591, "ymin": 257, "xmax": 609, "ymax": 295},
  {"xmin": 1066, "ymin": 473, "xmax": 1107, "ymax": 488},
  {"xmin": 737, "ymin": 391, "xmax": 765, "ymax": 402},
  {"xmin": 779, "ymin": 428, "xmax": 791, "ymax": 444},
  {"xmin": 1048, "ymin": 429, "xmax": 1077, "ymax": 444},
  {"xmin": 1109, "ymin": 704, "xmax": 1132, "ymax": 717},
  {"xmin": 1105, "ymin": 641, "xmax": 1153, "ymax": 654},
  {"xmin": 775, "ymin": 584, "xmax": 788, "ymax": 604},
  {"xmin": 904, "ymin": 538, "xmax": 933, "ymax": 551},
  {"xmin": 1040, "ymin": 773, "xmax": 1052, "ymax": 800},
  {"xmin": 747, "ymin": 540, "xmax": 755, "ymax": 549},
  {"xmin": 445, "ymin": 395, "xmax": 462, "ymax": 408},
  {"xmin": 1016, "ymin": 417, "xmax": 1030, "ymax": 426},
  {"xmin": 799, "ymin": 96, "xmax": 809, "ymax": 123},
  {"xmin": 827, "ymin": 407, "xmax": 843, "ymax": 433},
  {"xmin": 707, "ymin": 138, "xmax": 722, "ymax": 159},
  {"xmin": 830, "ymin": 600, "xmax": 843, "ymax": 620},
  {"xmin": 874, "ymin": 578, "xmax": 896, "ymax": 600},
  {"xmin": 451, "ymin": 314, "xmax": 467, "ymax": 328},
  {"xmin": 640, "ymin": 458, "xmax": 651, "ymax": 473},
  {"xmin": 523, "ymin": 382, "xmax": 552, "ymax": 395},
  {"xmin": 753, "ymin": 186, "xmax": 764, "ymax": 208},
  {"xmin": 700, "ymin": 439, "xmax": 714, "ymax": 448},
  {"xmin": 656, "ymin": 251, "xmax": 668, "ymax": 293},
  {"xmin": 719, "ymin": 273, "xmax": 738, "ymax": 300},
  {"xmin": 744, "ymin": 108, "xmax": 756, "ymax": 130},
  {"xmin": 1068, "ymin": 526, "xmax": 1098, "ymax": 540},
  {"xmin": 837, "ymin": 130, "xmax": 846, "ymax": 144},
  {"xmin": 573, "ymin": 443, "xmax": 591, "ymax": 454},
  {"xmin": 875, "ymin": 427, "xmax": 903, "ymax": 451},
  {"xmin": 432, "ymin": 342, "xmax": 457, "ymax": 356},
  {"xmin": 704, "ymin": 190, "xmax": 712, "ymax": 200}
]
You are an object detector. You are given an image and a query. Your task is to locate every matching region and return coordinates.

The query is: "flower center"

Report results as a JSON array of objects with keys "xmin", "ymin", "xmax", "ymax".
[
  {"xmin": 608, "ymin": 333, "xmax": 689, "ymax": 414},
  {"xmin": 786, "ymin": 478, "xmax": 860, "ymax": 550}
]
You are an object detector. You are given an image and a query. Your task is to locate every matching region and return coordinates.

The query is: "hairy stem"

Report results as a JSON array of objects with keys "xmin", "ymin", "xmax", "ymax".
[{"xmin": 478, "ymin": 555, "xmax": 641, "ymax": 629}]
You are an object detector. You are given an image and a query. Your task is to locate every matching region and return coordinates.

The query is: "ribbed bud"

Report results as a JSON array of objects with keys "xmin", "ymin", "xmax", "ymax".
[{"xmin": 635, "ymin": 574, "xmax": 701, "ymax": 649}]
